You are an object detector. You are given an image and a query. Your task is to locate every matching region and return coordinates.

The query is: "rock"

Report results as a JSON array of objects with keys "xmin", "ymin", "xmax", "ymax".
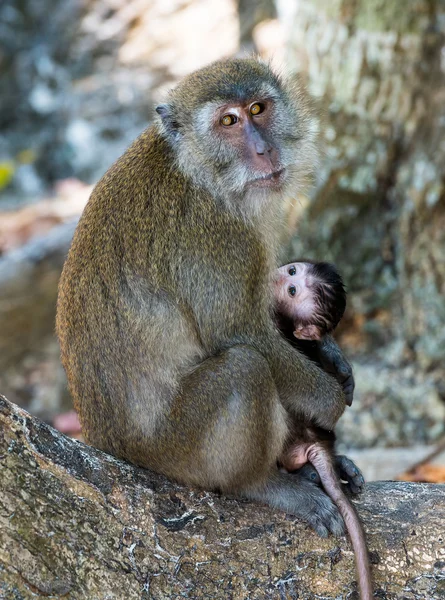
[{"xmin": 336, "ymin": 362, "xmax": 445, "ymax": 449}]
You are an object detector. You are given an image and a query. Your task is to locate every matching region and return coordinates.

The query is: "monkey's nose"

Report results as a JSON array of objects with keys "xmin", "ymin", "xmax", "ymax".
[{"xmin": 255, "ymin": 140, "xmax": 272, "ymax": 155}]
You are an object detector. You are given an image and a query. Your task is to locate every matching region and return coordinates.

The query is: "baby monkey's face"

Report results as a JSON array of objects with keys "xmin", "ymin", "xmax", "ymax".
[{"xmin": 273, "ymin": 262, "xmax": 322, "ymax": 340}]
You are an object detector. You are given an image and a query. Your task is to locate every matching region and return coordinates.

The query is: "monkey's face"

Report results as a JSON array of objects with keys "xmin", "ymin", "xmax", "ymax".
[
  {"xmin": 273, "ymin": 263, "xmax": 323, "ymax": 341},
  {"xmin": 156, "ymin": 59, "xmax": 318, "ymax": 207},
  {"xmin": 274, "ymin": 263, "xmax": 316, "ymax": 320},
  {"xmin": 202, "ymin": 97, "xmax": 286, "ymax": 191}
]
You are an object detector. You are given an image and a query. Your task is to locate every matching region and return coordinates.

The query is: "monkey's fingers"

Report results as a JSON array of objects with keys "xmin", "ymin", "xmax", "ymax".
[
  {"xmin": 316, "ymin": 339, "xmax": 355, "ymax": 406},
  {"xmin": 336, "ymin": 366, "xmax": 354, "ymax": 406},
  {"xmin": 335, "ymin": 455, "xmax": 365, "ymax": 495},
  {"xmin": 297, "ymin": 482, "xmax": 346, "ymax": 538},
  {"xmin": 342, "ymin": 375, "xmax": 355, "ymax": 406}
]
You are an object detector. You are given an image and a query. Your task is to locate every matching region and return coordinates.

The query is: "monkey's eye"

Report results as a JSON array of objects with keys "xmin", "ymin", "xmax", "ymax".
[
  {"xmin": 288, "ymin": 285, "xmax": 297, "ymax": 297},
  {"xmin": 288, "ymin": 266, "xmax": 296, "ymax": 276},
  {"xmin": 221, "ymin": 114, "xmax": 238, "ymax": 126},
  {"xmin": 250, "ymin": 102, "xmax": 265, "ymax": 116}
]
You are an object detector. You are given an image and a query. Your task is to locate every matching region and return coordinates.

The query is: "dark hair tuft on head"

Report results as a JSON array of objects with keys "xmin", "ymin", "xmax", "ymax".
[{"xmin": 308, "ymin": 262, "xmax": 346, "ymax": 333}]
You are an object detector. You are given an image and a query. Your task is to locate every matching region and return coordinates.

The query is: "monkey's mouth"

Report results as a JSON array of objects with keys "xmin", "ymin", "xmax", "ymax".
[{"xmin": 249, "ymin": 168, "xmax": 285, "ymax": 187}]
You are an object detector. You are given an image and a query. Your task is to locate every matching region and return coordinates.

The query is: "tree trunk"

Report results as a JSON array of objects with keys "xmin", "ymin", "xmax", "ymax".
[
  {"xmin": 1, "ymin": 395, "xmax": 444, "ymax": 599},
  {"xmin": 279, "ymin": 0, "xmax": 445, "ymax": 450},
  {"xmin": 282, "ymin": 0, "xmax": 445, "ymax": 368}
]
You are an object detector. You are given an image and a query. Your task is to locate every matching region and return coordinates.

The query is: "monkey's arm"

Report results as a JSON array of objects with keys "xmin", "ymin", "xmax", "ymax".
[
  {"xmin": 183, "ymin": 298, "xmax": 346, "ymax": 430},
  {"xmin": 189, "ymin": 294, "xmax": 346, "ymax": 429},
  {"xmin": 178, "ymin": 246, "xmax": 346, "ymax": 430},
  {"xmin": 290, "ymin": 336, "xmax": 354, "ymax": 406},
  {"xmin": 313, "ymin": 336, "xmax": 354, "ymax": 406},
  {"xmin": 250, "ymin": 329, "xmax": 347, "ymax": 430}
]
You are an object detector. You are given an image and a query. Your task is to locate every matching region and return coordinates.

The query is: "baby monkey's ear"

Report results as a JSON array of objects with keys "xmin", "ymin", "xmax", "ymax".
[{"xmin": 293, "ymin": 324, "xmax": 323, "ymax": 341}]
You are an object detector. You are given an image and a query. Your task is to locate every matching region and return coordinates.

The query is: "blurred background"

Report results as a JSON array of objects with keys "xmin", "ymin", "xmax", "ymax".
[{"xmin": 1, "ymin": 0, "xmax": 444, "ymax": 482}]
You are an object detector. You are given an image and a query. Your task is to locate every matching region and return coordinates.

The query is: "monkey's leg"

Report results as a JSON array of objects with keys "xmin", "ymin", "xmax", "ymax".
[
  {"xmin": 157, "ymin": 345, "xmax": 287, "ymax": 491},
  {"xmin": 160, "ymin": 346, "xmax": 345, "ymax": 537}
]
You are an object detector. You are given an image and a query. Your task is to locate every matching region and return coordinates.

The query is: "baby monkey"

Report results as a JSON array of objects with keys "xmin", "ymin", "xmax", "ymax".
[
  {"xmin": 273, "ymin": 260, "xmax": 372, "ymax": 600},
  {"xmin": 274, "ymin": 259, "xmax": 354, "ymax": 407},
  {"xmin": 273, "ymin": 260, "xmax": 346, "ymax": 341}
]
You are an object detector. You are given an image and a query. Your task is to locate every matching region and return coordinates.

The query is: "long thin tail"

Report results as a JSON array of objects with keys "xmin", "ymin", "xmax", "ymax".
[{"xmin": 308, "ymin": 445, "xmax": 373, "ymax": 600}]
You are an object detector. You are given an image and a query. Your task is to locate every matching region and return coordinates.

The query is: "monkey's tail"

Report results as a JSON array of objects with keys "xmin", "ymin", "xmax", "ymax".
[{"xmin": 307, "ymin": 445, "xmax": 373, "ymax": 600}]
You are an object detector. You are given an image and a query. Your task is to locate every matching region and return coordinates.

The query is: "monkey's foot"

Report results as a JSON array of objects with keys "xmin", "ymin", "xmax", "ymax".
[
  {"xmin": 335, "ymin": 455, "xmax": 365, "ymax": 495},
  {"xmin": 292, "ymin": 475, "xmax": 346, "ymax": 538},
  {"xmin": 246, "ymin": 471, "xmax": 345, "ymax": 538}
]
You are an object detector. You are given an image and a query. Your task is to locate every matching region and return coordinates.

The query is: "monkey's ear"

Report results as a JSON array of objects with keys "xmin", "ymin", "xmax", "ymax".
[
  {"xmin": 156, "ymin": 104, "xmax": 181, "ymax": 142},
  {"xmin": 293, "ymin": 325, "xmax": 322, "ymax": 341}
]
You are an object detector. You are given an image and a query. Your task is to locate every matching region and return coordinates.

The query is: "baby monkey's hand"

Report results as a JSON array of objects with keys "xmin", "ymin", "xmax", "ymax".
[{"xmin": 316, "ymin": 336, "xmax": 354, "ymax": 406}]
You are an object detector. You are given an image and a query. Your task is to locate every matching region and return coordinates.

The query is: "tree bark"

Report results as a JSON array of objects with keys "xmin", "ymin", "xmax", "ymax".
[
  {"xmin": 1, "ymin": 395, "xmax": 444, "ymax": 599},
  {"xmin": 281, "ymin": 0, "xmax": 445, "ymax": 369}
]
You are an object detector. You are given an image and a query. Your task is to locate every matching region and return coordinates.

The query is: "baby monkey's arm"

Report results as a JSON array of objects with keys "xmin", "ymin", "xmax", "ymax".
[{"xmin": 311, "ymin": 336, "xmax": 354, "ymax": 406}]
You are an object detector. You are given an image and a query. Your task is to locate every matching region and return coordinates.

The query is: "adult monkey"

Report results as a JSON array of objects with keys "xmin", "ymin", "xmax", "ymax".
[{"xmin": 57, "ymin": 58, "xmax": 355, "ymax": 536}]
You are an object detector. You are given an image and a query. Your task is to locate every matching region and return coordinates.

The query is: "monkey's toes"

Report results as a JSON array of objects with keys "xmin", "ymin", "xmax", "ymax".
[
  {"xmin": 301, "ymin": 483, "xmax": 346, "ymax": 538},
  {"xmin": 335, "ymin": 455, "xmax": 365, "ymax": 494},
  {"xmin": 308, "ymin": 497, "xmax": 345, "ymax": 538}
]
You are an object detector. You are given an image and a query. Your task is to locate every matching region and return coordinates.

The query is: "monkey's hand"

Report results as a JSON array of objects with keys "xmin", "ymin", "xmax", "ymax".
[{"xmin": 315, "ymin": 336, "xmax": 354, "ymax": 406}]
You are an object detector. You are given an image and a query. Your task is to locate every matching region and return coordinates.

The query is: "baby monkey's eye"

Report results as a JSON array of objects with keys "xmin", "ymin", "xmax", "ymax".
[
  {"xmin": 288, "ymin": 266, "xmax": 296, "ymax": 276},
  {"xmin": 250, "ymin": 102, "xmax": 265, "ymax": 116},
  {"xmin": 221, "ymin": 114, "xmax": 238, "ymax": 126},
  {"xmin": 288, "ymin": 285, "xmax": 297, "ymax": 297}
]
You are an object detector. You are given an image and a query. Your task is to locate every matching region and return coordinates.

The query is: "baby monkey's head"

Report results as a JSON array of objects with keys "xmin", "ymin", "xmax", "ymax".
[{"xmin": 273, "ymin": 261, "xmax": 346, "ymax": 340}]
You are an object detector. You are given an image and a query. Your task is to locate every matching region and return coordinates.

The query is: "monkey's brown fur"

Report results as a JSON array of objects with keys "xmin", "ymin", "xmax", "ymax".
[{"xmin": 57, "ymin": 59, "xmax": 347, "ymax": 534}]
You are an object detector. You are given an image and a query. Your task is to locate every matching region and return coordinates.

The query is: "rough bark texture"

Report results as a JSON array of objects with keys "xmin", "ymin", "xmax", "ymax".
[{"xmin": 1, "ymin": 395, "xmax": 444, "ymax": 600}]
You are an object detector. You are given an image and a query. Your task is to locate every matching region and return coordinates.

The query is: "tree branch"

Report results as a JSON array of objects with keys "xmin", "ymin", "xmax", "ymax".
[{"xmin": 0, "ymin": 395, "xmax": 444, "ymax": 599}]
